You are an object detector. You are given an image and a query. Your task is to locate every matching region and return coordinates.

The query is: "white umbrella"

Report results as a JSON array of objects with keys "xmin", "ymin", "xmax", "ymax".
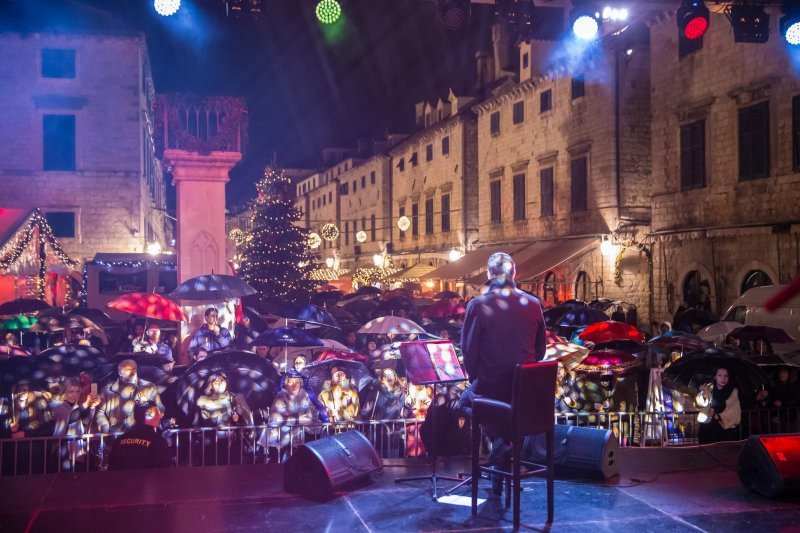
[
  {"xmin": 358, "ymin": 316, "xmax": 426, "ymax": 335},
  {"xmin": 320, "ymin": 338, "xmax": 349, "ymax": 351},
  {"xmin": 697, "ymin": 321, "xmax": 742, "ymax": 344}
]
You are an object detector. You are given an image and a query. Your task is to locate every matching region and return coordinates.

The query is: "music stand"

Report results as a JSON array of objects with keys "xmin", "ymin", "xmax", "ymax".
[{"xmin": 394, "ymin": 340, "xmax": 467, "ymax": 500}]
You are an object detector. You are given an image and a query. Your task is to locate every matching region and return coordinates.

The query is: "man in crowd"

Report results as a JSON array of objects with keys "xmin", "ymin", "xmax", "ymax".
[
  {"xmin": 133, "ymin": 324, "xmax": 174, "ymax": 373},
  {"xmin": 95, "ymin": 359, "xmax": 163, "ymax": 434},
  {"xmin": 109, "ymin": 401, "xmax": 171, "ymax": 470},
  {"xmin": 189, "ymin": 307, "xmax": 232, "ymax": 360},
  {"xmin": 5, "ymin": 382, "xmax": 53, "ymax": 439}
]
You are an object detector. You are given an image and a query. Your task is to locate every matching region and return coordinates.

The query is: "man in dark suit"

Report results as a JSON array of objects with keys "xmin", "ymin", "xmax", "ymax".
[{"xmin": 461, "ymin": 252, "xmax": 547, "ymax": 403}]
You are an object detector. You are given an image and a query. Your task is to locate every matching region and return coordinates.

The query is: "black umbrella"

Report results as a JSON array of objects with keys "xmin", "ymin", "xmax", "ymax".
[
  {"xmin": 588, "ymin": 298, "xmax": 614, "ymax": 311},
  {"xmin": 674, "ymin": 308, "xmax": 719, "ymax": 331},
  {"xmin": 0, "ymin": 356, "xmax": 61, "ymax": 396},
  {"xmin": 0, "ymin": 298, "xmax": 52, "ymax": 316},
  {"xmin": 662, "ymin": 347, "xmax": 769, "ymax": 395},
  {"xmin": 433, "ymin": 290, "xmax": 460, "ymax": 300},
  {"xmin": 168, "ymin": 350, "xmax": 281, "ymax": 427},
  {"xmin": 68, "ymin": 307, "xmax": 116, "ymax": 327},
  {"xmin": 170, "ymin": 274, "xmax": 257, "ymax": 302},
  {"xmin": 747, "ymin": 353, "xmax": 800, "ymax": 368},
  {"xmin": 93, "ymin": 353, "xmax": 174, "ymax": 385},
  {"xmin": 556, "ymin": 308, "xmax": 609, "ymax": 327},
  {"xmin": 39, "ymin": 344, "xmax": 108, "ymax": 376},
  {"xmin": 648, "ymin": 331, "xmax": 711, "ymax": 353},
  {"xmin": 356, "ymin": 286, "xmax": 382, "ymax": 296},
  {"xmin": 261, "ymin": 300, "xmax": 339, "ymax": 328},
  {"xmin": 29, "ymin": 313, "xmax": 108, "ymax": 343},
  {"xmin": 729, "ymin": 326, "xmax": 795, "ymax": 345},
  {"xmin": 342, "ymin": 298, "xmax": 380, "ymax": 316},
  {"xmin": 252, "ymin": 328, "xmax": 325, "ymax": 348},
  {"xmin": 301, "ymin": 358, "xmax": 375, "ymax": 397}
]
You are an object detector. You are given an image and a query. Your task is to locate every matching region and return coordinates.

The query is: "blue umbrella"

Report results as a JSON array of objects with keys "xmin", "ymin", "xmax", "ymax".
[
  {"xmin": 252, "ymin": 327, "xmax": 325, "ymax": 372},
  {"xmin": 557, "ymin": 308, "xmax": 609, "ymax": 327},
  {"xmin": 170, "ymin": 274, "xmax": 257, "ymax": 301}
]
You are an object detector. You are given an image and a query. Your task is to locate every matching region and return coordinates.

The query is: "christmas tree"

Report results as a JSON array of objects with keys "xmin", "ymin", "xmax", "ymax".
[{"xmin": 239, "ymin": 168, "xmax": 316, "ymax": 302}]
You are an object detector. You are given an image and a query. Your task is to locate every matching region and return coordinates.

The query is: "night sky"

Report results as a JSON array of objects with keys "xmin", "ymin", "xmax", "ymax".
[{"xmin": 3, "ymin": 0, "xmax": 499, "ymax": 204}]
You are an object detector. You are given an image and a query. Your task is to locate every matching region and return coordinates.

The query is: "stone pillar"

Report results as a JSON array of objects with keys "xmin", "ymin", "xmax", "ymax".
[{"xmin": 165, "ymin": 149, "xmax": 241, "ymax": 283}]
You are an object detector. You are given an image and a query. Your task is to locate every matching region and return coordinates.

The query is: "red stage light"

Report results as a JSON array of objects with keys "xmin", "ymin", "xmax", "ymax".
[
  {"xmin": 678, "ymin": 1, "xmax": 710, "ymax": 40},
  {"xmin": 684, "ymin": 15, "xmax": 708, "ymax": 40}
]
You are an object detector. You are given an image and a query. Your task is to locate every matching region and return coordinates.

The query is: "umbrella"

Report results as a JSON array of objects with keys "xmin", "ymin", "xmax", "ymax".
[
  {"xmin": 542, "ymin": 341, "xmax": 590, "ymax": 371},
  {"xmin": 0, "ymin": 314, "xmax": 38, "ymax": 330},
  {"xmin": 594, "ymin": 339, "xmax": 647, "ymax": 353},
  {"xmin": 356, "ymin": 286, "xmax": 382, "ymax": 296},
  {"xmin": 588, "ymin": 298, "xmax": 614, "ymax": 311},
  {"xmin": 0, "ymin": 345, "xmax": 31, "ymax": 357},
  {"xmin": 729, "ymin": 326, "xmax": 795, "ymax": 345},
  {"xmin": 252, "ymin": 327, "xmax": 325, "ymax": 371},
  {"xmin": 414, "ymin": 297, "xmax": 434, "ymax": 306},
  {"xmin": 68, "ymin": 307, "xmax": 115, "ymax": 327},
  {"xmin": 359, "ymin": 316, "xmax": 426, "ymax": 335},
  {"xmin": 422, "ymin": 299, "xmax": 465, "ymax": 319},
  {"xmin": 262, "ymin": 301, "xmax": 339, "ymax": 328},
  {"xmin": 93, "ymin": 354, "xmax": 173, "ymax": 388},
  {"xmin": 301, "ymin": 358, "xmax": 374, "ymax": 396},
  {"xmin": 342, "ymin": 298, "xmax": 380, "ymax": 316},
  {"xmin": 170, "ymin": 274, "xmax": 257, "ymax": 301},
  {"xmin": 434, "ymin": 290, "xmax": 460, "ymax": 300},
  {"xmin": 423, "ymin": 321, "xmax": 461, "ymax": 340},
  {"xmin": 312, "ymin": 291, "xmax": 344, "ymax": 304},
  {"xmin": 320, "ymin": 284, "xmax": 339, "ymax": 291},
  {"xmin": 0, "ymin": 298, "xmax": 51, "ymax": 316},
  {"xmin": 674, "ymin": 308, "xmax": 718, "ymax": 331},
  {"xmin": 555, "ymin": 308, "xmax": 609, "ymax": 328},
  {"xmin": 382, "ymin": 288, "xmax": 413, "ymax": 300},
  {"xmin": 579, "ymin": 321, "xmax": 644, "ymax": 344},
  {"xmin": 29, "ymin": 314, "xmax": 108, "ymax": 344},
  {"xmin": 168, "ymin": 350, "xmax": 281, "ymax": 426},
  {"xmin": 320, "ymin": 338, "xmax": 349, "ymax": 351},
  {"xmin": 648, "ymin": 331, "xmax": 712, "ymax": 353},
  {"xmin": 574, "ymin": 349, "xmax": 642, "ymax": 376},
  {"xmin": 107, "ymin": 293, "xmax": 187, "ymax": 322},
  {"xmin": 662, "ymin": 347, "xmax": 769, "ymax": 394},
  {"xmin": 747, "ymin": 353, "xmax": 800, "ymax": 368},
  {"xmin": 0, "ymin": 356, "xmax": 62, "ymax": 396},
  {"xmin": 697, "ymin": 321, "xmax": 742, "ymax": 343},
  {"xmin": 39, "ymin": 344, "xmax": 107, "ymax": 376},
  {"xmin": 337, "ymin": 293, "xmax": 376, "ymax": 306}
]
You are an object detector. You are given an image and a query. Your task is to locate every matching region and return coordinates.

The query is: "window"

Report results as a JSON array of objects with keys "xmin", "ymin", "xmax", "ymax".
[
  {"xmin": 340, "ymin": 183, "xmax": 349, "ymax": 195},
  {"xmin": 442, "ymin": 136, "xmax": 450, "ymax": 156},
  {"xmin": 322, "ymin": 195, "xmax": 326, "ymax": 206},
  {"xmin": 683, "ymin": 270, "xmax": 712, "ymax": 311},
  {"xmin": 362, "ymin": 216, "xmax": 367, "ymax": 232},
  {"xmin": 680, "ymin": 120, "xmax": 706, "ymax": 190},
  {"xmin": 741, "ymin": 269, "xmax": 772, "ymax": 294},
  {"xmin": 41, "ymin": 49, "xmax": 75, "ymax": 78},
  {"xmin": 441, "ymin": 194, "xmax": 451, "ymax": 232},
  {"xmin": 345, "ymin": 222, "xmax": 350, "ymax": 245},
  {"xmin": 43, "ymin": 115, "xmax": 76, "ymax": 170},
  {"xmin": 425, "ymin": 198, "xmax": 434, "ymax": 234},
  {"xmin": 353, "ymin": 179, "xmax": 357, "ymax": 192},
  {"xmin": 739, "ymin": 101, "xmax": 770, "ymax": 181},
  {"xmin": 540, "ymin": 167, "xmax": 554, "ymax": 217},
  {"xmin": 411, "ymin": 152, "xmax": 418, "ymax": 166},
  {"xmin": 570, "ymin": 157, "xmax": 588, "ymax": 212},
  {"xmin": 399, "ymin": 207, "xmax": 406, "ymax": 240},
  {"xmin": 490, "ymin": 111, "xmax": 500, "ymax": 135},
  {"xmin": 411, "ymin": 203, "xmax": 419, "ymax": 237},
  {"xmin": 724, "ymin": 306, "xmax": 747, "ymax": 324},
  {"xmin": 426, "ymin": 144, "xmax": 433, "ymax": 162},
  {"xmin": 398, "ymin": 158, "xmax": 405, "ymax": 172},
  {"xmin": 99, "ymin": 271, "xmax": 147, "ymax": 294},
  {"xmin": 540, "ymin": 90, "xmax": 552, "ymax": 113},
  {"xmin": 157, "ymin": 270, "xmax": 178, "ymax": 295},
  {"xmin": 679, "ymin": 33, "xmax": 703, "ymax": 59},
  {"xmin": 370, "ymin": 171, "xmax": 376, "ymax": 185},
  {"xmin": 571, "ymin": 76, "xmax": 585, "ymax": 100},
  {"xmin": 522, "ymin": 52, "xmax": 529, "ymax": 69},
  {"xmin": 574, "ymin": 271, "xmax": 591, "ymax": 301},
  {"xmin": 490, "ymin": 180, "xmax": 501, "ymax": 224},
  {"xmin": 370, "ymin": 214, "xmax": 376, "ymax": 241},
  {"xmin": 543, "ymin": 271, "xmax": 557, "ymax": 303},
  {"xmin": 513, "ymin": 173, "xmax": 526, "ymax": 220},
  {"xmin": 361, "ymin": 175, "xmax": 366, "ymax": 188},
  {"xmin": 513, "ymin": 101, "xmax": 524, "ymax": 124},
  {"xmin": 44, "ymin": 211, "xmax": 75, "ymax": 238}
]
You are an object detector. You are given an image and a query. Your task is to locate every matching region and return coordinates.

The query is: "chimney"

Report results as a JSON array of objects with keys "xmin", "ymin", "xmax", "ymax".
[
  {"xmin": 492, "ymin": 23, "xmax": 512, "ymax": 80},
  {"xmin": 475, "ymin": 50, "xmax": 494, "ymax": 89}
]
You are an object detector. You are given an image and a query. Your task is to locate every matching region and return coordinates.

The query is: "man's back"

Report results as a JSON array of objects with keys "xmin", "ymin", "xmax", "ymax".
[
  {"xmin": 461, "ymin": 277, "xmax": 546, "ymax": 403},
  {"xmin": 109, "ymin": 424, "xmax": 171, "ymax": 470}
]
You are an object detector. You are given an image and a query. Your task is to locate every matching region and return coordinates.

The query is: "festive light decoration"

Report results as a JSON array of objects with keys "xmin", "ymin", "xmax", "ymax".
[
  {"xmin": 448, "ymin": 249, "xmax": 463, "ymax": 262},
  {"xmin": 397, "ymin": 216, "xmax": 411, "ymax": 232},
  {"xmin": 154, "ymin": 0, "xmax": 181, "ymax": 17},
  {"xmin": 239, "ymin": 168, "xmax": 317, "ymax": 302},
  {"xmin": 321, "ymin": 223, "xmax": 340, "ymax": 242},
  {"xmin": 146, "ymin": 241, "xmax": 162, "ymax": 256},
  {"xmin": 316, "ymin": 0, "xmax": 342, "ymax": 24},
  {"xmin": 356, "ymin": 230, "xmax": 367, "ymax": 243},
  {"xmin": 352, "ymin": 266, "xmax": 400, "ymax": 287},
  {"xmin": 229, "ymin": 228, "xmax": 246, "ymax": 247},
  {"xmin": 307, "ymin": 232, "xmax": 322, "ymax": 249}
]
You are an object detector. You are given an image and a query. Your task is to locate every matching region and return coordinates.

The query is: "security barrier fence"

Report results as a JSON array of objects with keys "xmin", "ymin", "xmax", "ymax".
[{"xmin": 2, "ymin": 407, "xmax": 798, "ymax": 476}]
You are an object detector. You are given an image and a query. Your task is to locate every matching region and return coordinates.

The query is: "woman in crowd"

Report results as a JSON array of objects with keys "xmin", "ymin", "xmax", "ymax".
[{"xmin": 696, "ymin": 367, "xmax": 741, "ymax": 444}]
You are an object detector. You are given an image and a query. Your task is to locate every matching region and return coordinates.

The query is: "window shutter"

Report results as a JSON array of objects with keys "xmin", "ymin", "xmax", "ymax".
[
  {"xmin": 570, "ymin": 157, "xmax": 587, "ymax": 212},
  {"xmin": 794, "ymin": 96, "xmax": 800, "ymax": 171},
  {"xmin": 540, "ymin": 168, "xmax": 554, "ymax": 217}
]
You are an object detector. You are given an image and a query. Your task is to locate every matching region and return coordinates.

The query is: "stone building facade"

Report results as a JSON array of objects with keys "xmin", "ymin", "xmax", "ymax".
[
  {"xmin": 648, "ymin": 8, "xmax": 800, "ymax": 321},
  {"xmin": 0, "ymin": 31, "xmax": 171, "ymax": 264}
]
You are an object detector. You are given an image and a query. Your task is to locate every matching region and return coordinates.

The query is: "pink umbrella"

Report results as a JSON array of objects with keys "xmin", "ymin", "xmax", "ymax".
[{"xmin": 422, "ymin": 300, "xmax": 465, "ymax": 319}]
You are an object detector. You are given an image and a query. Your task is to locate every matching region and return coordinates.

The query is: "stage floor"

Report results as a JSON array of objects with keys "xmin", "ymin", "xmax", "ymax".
[{"xmin": 1, "ymin": 442, "xmax": 799, "ymax": 532}]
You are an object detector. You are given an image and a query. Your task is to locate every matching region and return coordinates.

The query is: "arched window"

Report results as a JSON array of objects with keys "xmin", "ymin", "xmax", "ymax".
[
  {"xmin": 543, "ymin": 271, "xmax": 557, "ymax": 303},
  {"xmin": 198, "ymin": 105, "xmax": 208, "ymax": 140},
  {"xmin": 741, "ymin": 269, "xmax": 772, "ymax": 294},
  {"xmin": 683, "ymin": 270, "xmax": 712, "ymax": 311},
  {"xmin": 574, "ymin": 271, "xmax": 591, "ymax": 302},
  {"xmin": 187, "ymin": 106, "xmax": 197, "ymax": 138},
  {"xmin": 209, "ymin": 110, "xmax": 219, "ymax": 137},
  {"xmin": 178, "ymin": 105, "xmax": 188, "ymax": 131}
]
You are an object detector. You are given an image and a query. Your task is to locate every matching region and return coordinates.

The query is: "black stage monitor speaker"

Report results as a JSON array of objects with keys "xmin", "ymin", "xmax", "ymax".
[
  {"xmin": 524, "ymin": 425, "xmax": 620, "ymax": 479},
  {"xmin": 738, "ymin": 434, "xmax": 800, "ymax": 498},
  {"xmin": 283, "ymin": 430, "xmax": 382, "ymax": 498}
]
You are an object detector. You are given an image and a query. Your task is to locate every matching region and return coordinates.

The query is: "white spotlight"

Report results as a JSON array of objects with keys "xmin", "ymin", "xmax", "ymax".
[{"xmin": 154, "ymin": 0, "xmax": 181, "ymax": 17}]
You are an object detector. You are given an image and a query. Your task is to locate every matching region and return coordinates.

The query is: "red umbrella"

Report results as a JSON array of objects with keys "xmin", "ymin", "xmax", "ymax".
[
  {"xmin": 575, "ymin": 349, "xmax": 642, "ymax": 376},
  {"xmin": 107, "ymin": 293, "xmax": 187, "ymax": 322},
  {"xmin": 578, "ymin": 321, "xmax": 644, "ymax": 344},
  {"xmin": 422, "ymin": 299, "xmax": 466, "ymax": 319}
]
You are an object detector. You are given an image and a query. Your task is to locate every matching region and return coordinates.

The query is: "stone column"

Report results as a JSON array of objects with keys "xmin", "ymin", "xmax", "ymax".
[{"xmin": 165, "ymin": 149, "xmax": 241, "ymax": 283}]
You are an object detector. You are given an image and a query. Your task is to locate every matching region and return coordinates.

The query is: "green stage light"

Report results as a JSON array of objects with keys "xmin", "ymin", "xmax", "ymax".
[{"xmin": 316, "ymin": 0, "xmax": 342, "ymax": 25}]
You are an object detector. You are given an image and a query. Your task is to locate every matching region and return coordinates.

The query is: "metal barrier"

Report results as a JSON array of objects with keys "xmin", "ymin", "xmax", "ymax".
[{"xmin": 2, "ymin": 408, "xmax": 798, "ymax": 476}]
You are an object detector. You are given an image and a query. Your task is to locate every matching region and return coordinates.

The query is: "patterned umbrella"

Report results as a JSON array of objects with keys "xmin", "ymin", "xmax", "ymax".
[
  {"xmin": 574, "ymin": 349, "xmax": 642, "ymax": 376},
  {"xmin": 542, "ymin": 341, "xmax": 590, "ymax": 371},
  {"xmin": 107, "ymin": 293, "xmax": 187, "ymax": 322},
  {"xmin": 359, "ymin": 316, "xmax": 426, "ymax": 335},
  {"xmin": 170, "ymin": 274, "xmax": 257, "ymax": 302},
  {"xmin": 29, "ymin": 313, "xmax": 108, "ymax": 344},
  {"xmin": 301, "ymin": 358, "xmax": 374, "ymax": 397},
  {"xmin": 555, "ymin": 308, "xmax": 608, "ymax": 328},
  {"xmin": 579, "ymin": 320, "xmax": 644, "ymax": 344},
  {"xmin": 39, "ymin": 344, "xmax": 108, "ymax": 376}
]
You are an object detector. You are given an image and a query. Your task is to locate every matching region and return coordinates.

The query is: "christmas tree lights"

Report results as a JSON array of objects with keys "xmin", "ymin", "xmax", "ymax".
[{"xmin": 238, "ymin": 168, "xmax": 317, "ymax": 302}]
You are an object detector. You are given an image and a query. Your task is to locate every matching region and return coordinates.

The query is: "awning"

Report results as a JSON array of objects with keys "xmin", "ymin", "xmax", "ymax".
[
  {"xmin": 424, "ymin": 243, "xmax": 529, "ymax": 281},
  {"xmin": 309, "ymin": 268, "xmax": 350, "ymax": 281},
  {"xmin": 516, "ymin": 237, "xmax": 596, "ymax": 282},
  {"xmin": 385, "ymin": 262, "xmax": 437, "ymax": 281}
]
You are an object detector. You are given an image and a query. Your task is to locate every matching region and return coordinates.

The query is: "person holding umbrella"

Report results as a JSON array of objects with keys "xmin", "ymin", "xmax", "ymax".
[
  {"xmin": 695, "ymin": 367, "xmax": 741, "ymax": 444},
  {"xmin": 133, "ymin": 325, "xmax": 174, "ymax": 370},
  {"xmin": 189, "ymin": 307, "xmax": 232, "ymax": 360}
]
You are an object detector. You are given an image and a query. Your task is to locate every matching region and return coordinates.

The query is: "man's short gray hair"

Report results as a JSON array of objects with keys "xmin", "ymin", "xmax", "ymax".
[{"xmin": 487, "ymin": 252, "xmax": 516, "ymax": 280}]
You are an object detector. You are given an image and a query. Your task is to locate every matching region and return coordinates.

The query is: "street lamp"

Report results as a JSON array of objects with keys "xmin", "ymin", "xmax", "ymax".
[
  {"xmin": 600, "ymin": 235, "xmax": 618, "ymax": 258},
  {"xmin": 146, "ymin": 241, "xmax": 162, "ymax": 256}
]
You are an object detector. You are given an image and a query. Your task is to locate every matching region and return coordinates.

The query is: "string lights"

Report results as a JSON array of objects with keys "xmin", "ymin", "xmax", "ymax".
[{"xmin": 321, "ymin": 223, "xmax": 340, "ymax": 242}]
